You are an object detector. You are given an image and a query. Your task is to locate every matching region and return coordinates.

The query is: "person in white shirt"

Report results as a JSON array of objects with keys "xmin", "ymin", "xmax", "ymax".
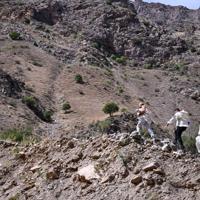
[
  {"xmin": 166, "ymin": 108, "xmax": 190, "ymax": 151},
  {"xmin": 196, "ymin": 125, "xmax": 200, "ymax": 153}
]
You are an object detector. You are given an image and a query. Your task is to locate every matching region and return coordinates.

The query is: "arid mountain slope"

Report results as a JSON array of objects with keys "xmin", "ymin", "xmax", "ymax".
[
  {"xmin": 0, "ymin": 0, "xmax": 199, "ymax": 134},
  {"xmin": 0, "ymin": 1, "xmax": 200, "ymax": 200}
]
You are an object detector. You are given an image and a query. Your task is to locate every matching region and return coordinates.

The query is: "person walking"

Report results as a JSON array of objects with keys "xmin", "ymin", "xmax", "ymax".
[
  {"xmin": 166, "ymin": 108, "xmax": 190, "ymax": 151},
  {"xmin": 132, "ymin": 102, "xmax": 155, "ymax": 141}
]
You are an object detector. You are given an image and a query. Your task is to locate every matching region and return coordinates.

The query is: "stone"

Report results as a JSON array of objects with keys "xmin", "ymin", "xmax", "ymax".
[
  {"xmin": 77, "ymin": 164, "xmax": 100, "ymax": 181},
  {"xmin": 153, "ymin": 168, "xmax": 165, "ymax": 176},
  {"xmin": 101, "ymin": 174, "xmax": 115, "ymax": 184},
  {"xmin": 143, "ymin": 162, "xmax": 160, "ymax": 172},
  {"xmin": 131, "ymin": 175, "xmax": 143, "ymax": 185},
  {"xmin": 16, "ymin": 151, "xmax": 26, "ymax": 160},
  {"xmin": 46, "ymin": 168, "xmax": 60, "ymax": 180},
  {"xmin": 67, "ymin": 141, "xmax": 75, "ymax": 149},
  {"xmin": 30, "ymin": 165, "xmax": 41, "ymax": 173},
  {"xmin": 90, "ymin": 152, "xmax": 101, "ymax": 160},
  {"xmin": 161, "ymin": 143, "xmax": 171, "ymax": 152}
]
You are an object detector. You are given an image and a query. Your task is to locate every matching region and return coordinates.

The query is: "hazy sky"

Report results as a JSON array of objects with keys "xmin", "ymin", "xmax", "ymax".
[{"xmin": 144, "ymin": 0, "xmax": 200, "ymax": 9}]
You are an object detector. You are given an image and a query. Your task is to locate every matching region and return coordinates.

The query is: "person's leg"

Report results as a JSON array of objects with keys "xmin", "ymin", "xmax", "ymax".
[
  {"xmin": 143, "ymin": 121, "xmax": 155, "ymax": 138},
  {"xmin": 136, "ymin": 120, "xmax": 142, "ymax": 135},
  {"xmin": 173, "ymin": 128, "xmax": 178, "ymax": 148},
  {"xmin": 177, "ymin": 127, "xmax": 187, "ymax": 151}
]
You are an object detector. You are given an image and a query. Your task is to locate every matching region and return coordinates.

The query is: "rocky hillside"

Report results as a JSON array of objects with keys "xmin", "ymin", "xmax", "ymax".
[
  {"xmin": 1, "ymin": 129, "xmax": 200, "ymax": 200},
  {"xmin": 0, "ymin": 0, "xmax": 200, "ymax": 199},
  {"xmin": 0, "ymin": 0, "xmax": 199, "ymax": 134}
]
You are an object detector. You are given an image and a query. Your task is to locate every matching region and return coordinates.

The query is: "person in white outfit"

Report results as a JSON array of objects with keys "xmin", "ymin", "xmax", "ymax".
[
  {"xmin": 135, "ymin": 103, "xmax": 155, "ymax": 140},
  {"xmin": 166, "ymin": 108, "xmax": 190, "ymax": 151},
  {"xmin": 196, "ymin": 125, "xmax": 200, "ymax": 153}
]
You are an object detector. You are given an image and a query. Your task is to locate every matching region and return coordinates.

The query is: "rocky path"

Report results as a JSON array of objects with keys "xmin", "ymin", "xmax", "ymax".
[{"xmin": 0, "ymin": 132, "xmax": 200, "ymax": 200}]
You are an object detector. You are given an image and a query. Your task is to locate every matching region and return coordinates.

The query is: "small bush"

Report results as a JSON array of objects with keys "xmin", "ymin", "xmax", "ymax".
[
  {"xmin": 75, "ymin": 74, "xmax": 84, "ymax": 84},
  {"xmin": 62, "ymin": 102, "xmax": 71, "ymax": 111},
  {"xmin": 43, "ymin": 110, "xmax": 53, "ymax": 122},
  {"xmin": 22, "ymin": 96, "xmax": 36, "ymax": 107},
  {"xmin": 183, "ymin": 135, "xmax": 197, "ymax": 154},
  {"xmin": 0, "ymin": 128, "xmax": 32, "ymax": 143},
  {"xmin": 97, "ymin": 119, "xmax": 112, "ymax": 133},
  {"xmin": 9, "ymin": 32, "xmax": 21, "ymax": 40},
  {"xmin": 111, "ymin": 55, "xmax": 127, "ymax": 65},
  {"xmin": 103, "ymin": 102, "xmax": 119, "ymax": 117},
  {"xmin": 144, "ymin": 63, "xmax": 153, "ymax": 69},
  {"xmin": 121, "ymin": 108, "xmax": 128, "ymax": 113}
]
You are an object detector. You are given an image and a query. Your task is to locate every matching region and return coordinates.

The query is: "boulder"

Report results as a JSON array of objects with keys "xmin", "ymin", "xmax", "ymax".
[
  {"xmin": 131, "ymin": 175, "xmax": 143, "ymax": 185},
  {"xmin": 77, "ymin": 164, "xmax": 100, "ymax": 182},
  {"xmin": 101, "ymin": 174, "xmax": 115, "ymax": 184},
  {"xmin": 30, "ymin": 165, "xmax": 41, "ymax": 173},
  {"xmin": 143, "ymin": 162, "xmax": 160, "ymax": 172},
  {"xmin": 46, "ymin": 168, "xmax": 60, "ymax": 180}
]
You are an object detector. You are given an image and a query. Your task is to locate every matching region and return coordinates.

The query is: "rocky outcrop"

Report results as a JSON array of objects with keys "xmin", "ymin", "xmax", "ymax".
[
  {"xmin": 0, "ymin": 69, "xmax": 24, "ymax": 98},
  {"xmin": 0, "ymin": 133, "xmax": 200, "ymax": 200}
]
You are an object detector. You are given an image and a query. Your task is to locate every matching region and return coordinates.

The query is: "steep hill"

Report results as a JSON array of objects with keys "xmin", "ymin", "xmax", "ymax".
[
  {"xmin": 0, "ymin": 0, "xmax": 200, "ymax": 199},
  {"xmin": 0, "ymin": 0, "xmax": 199, "ymax": 135}
]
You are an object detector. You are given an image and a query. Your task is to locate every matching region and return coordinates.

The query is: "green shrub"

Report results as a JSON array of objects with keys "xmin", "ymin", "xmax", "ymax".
[
  {"xmin": 97, "ymin": 119, "xmax": 112, "ymax": 133},
  {"xmin": 103, "ymin": 102, "xmax": 119, "ymax": 117},
  {"xmin": 75, "ymin": 74, "xmax": 84, "ymax": 84},
  {"xmin": 121, "ymin": 108, "xmax": 128, "ymax": 113},
  {"xmin": 0, "ymin": 128, "xmax": 32, "ymax": 143},
  {"xmin": 9, "ymin": 32, "xmax": 21, "ymax": 40},
  {"xmin": 111, "ymin": 55, "xmax": 127, "ymax": 65},
  {"xmin": 62, "ymin": 102, "xmax": 71, "ymax": 111},
  {"xmin": 144, "ymin": 63, "xmax": 153, "ymax": 69},
  {"xmin": 43, "ymin": 110, "xmax": 53, "ymax": 122},
  {"xmin": 22, "ymin": 96, "xmax": 36, "ymax": 107},
  {"xmin": 183, "ymin": 135, "xmax": 197, "ymax": 154}
]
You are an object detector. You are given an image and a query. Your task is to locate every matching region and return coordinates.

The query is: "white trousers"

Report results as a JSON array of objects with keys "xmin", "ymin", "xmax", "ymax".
[{"xmin": 136, "ymin": 116, "xmax": 155, "ymax": 138}]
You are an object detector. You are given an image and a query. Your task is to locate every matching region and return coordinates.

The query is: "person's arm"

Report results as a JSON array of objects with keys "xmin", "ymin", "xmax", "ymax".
[{"xmin": 166, "ymin": 115, "xmax": 175, "ymax": 126}]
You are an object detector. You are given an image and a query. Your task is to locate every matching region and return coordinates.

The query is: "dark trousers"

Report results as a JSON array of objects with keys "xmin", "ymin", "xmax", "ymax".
[{"xmin": 174, "ymin": 126, "xmax": 187, "ymax": 150}]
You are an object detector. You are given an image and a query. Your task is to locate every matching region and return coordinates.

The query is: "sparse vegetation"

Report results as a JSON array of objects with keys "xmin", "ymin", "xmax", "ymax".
[
  {"xmin": 62, "ymin": 102, "xmax": 71, "ymax": 111},
  {"xmin": 111, "ymin": 55, "xmax": 127, "ymax": 65},
  {"xmin": 174, "ymin": 63, "xmax": 188, "ymax": 75},
  {"xmin": 43, "ymin": 110, "xmax": 53, "ymax": 122},
  {"xmin": 75, "ymin": 74, "xmax": 84, "ymax": 84},
  {"xmin": 97, "ymin": 119, "xmax": 112, "ymax": 133},
  {"xmin": 121, "ymin": 108, "xmax": 128, "ymax": 113},
  {"xmin": 183, "ymin": 135, "xmax": 197, "ymax": 154},
  {"xmin": 22, "ymin": 96, "xmax": 36, "ymax": 108},
  {"xmin": 103, "ymin": 102, "xmax": 119, "ymax": 117},
  {"xmin": 144, "ymin": 63, "xmax": 153, "ymax": 69},
  {"xmin": 0, "ymin": 128, "xmax": 35, "ymax": 143},
  {"xmin": 9, "ymin": 32, "xmax": 21, "ymax": 40}
]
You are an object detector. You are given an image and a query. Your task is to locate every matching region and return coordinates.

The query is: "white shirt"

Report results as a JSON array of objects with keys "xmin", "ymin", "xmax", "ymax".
[{"xmin": 167, "ymin": 110, "xmax": 190, "ymax": 127}]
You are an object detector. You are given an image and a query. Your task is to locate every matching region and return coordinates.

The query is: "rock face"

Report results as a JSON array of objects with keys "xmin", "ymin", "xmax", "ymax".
[
  {"xmin": 0, "ymin": 69, "xmax": 24, "ymax": 98},
  {"xmin": 133, "ymin": 0, "xmax": 200, "ymax": 30},
  {"xmin": 1, "ymin": 0, "xmax": 200, "ymax": 68}
]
